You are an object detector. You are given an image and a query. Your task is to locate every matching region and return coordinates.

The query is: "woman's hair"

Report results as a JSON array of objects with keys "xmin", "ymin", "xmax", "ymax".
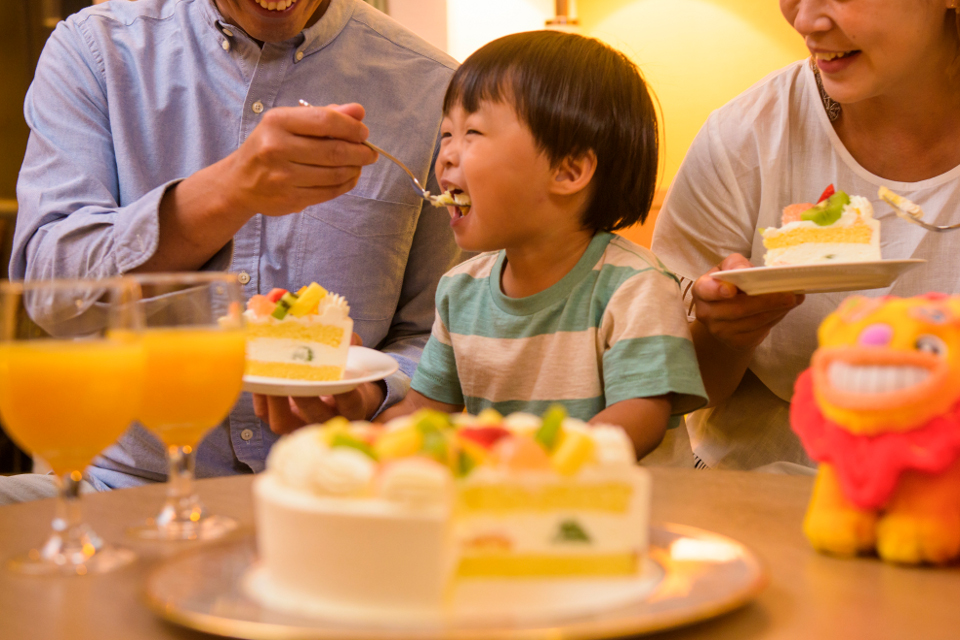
[{"xmin": 443, "ymin": 31, "xmax": 659, "ymax": 233}]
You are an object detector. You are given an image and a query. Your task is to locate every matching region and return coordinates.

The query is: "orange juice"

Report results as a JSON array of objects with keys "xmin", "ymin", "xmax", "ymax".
[
  {"xmin": 0, "ymin": 339, "xmax": 145, "ymax": 476},
  {"xmin": 139, "ymin": 327, "xmax": 246, "ymax": 447}
]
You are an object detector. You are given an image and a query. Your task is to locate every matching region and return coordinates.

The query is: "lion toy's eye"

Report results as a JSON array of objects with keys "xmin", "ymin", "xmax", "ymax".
[{"xmin": 915, "ymin": 334, "xmax": 948, "ymax": 358}]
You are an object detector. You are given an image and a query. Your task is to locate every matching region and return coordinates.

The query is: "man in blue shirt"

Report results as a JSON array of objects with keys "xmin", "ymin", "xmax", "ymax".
[{"xmin": 6, "ymin": 0, "xmax": 459, "ymax": 499}]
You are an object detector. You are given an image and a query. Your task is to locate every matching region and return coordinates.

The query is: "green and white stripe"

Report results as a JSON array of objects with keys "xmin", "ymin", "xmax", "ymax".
[{"xmin": 412, "ymin": 233, "xmax": 707, "ymax": 423}]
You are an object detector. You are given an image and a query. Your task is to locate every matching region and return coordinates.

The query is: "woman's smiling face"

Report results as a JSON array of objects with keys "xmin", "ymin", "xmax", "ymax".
[
  {"xmin": 780, "ymin": 0, "xmax": 959, "ymax": 104},
  {"xmin": 214, "ymin": 0, "xmax": 328, "ymax": 43}
]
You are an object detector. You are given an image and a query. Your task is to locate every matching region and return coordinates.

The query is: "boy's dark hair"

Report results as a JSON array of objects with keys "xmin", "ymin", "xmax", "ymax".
[{"xmin": 443, "ymin": 30, "xmax": 659, "ymax": 232}]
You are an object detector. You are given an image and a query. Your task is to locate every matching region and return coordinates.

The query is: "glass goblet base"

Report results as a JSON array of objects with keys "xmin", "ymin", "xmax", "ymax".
[
  {"xmin": 128, "ymin": 513, "xmax": 238, "ymax": 542},
  {"xmin": 8, "ymin": 528, "xmax": 136, "ymax": 576}
]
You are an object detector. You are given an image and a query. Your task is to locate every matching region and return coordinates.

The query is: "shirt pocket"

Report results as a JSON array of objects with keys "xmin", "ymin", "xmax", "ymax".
[
  {"xmin": 297, "ymin": 196, "xmax": 419, "ymax": 326},
  {"xmin": 302, "ymin": 193, "xmax": 418, "ymax": 238}
]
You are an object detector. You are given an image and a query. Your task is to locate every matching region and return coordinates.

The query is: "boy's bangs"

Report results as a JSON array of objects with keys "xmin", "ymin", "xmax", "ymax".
[{"xmin": 443, "ymin": 58, "xmax": 519, "ymax": 115}]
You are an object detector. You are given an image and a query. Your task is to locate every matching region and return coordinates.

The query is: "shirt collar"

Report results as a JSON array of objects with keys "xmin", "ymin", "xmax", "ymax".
[{"xmin": 200, "ymin": 0, "xmax": 354, "ymax": 55}]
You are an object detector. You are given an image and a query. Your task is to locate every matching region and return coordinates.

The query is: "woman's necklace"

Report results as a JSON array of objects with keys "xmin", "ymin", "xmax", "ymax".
[{"xmin": 811, "ymin": 59, "xmax": 842, "ymax": 122}]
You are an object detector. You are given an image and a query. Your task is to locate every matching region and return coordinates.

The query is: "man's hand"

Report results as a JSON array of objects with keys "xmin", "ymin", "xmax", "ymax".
[
  {"xmin": 222, "ymin": 103, "xmax": 379, "ymax": 218},
  {"xmin": 138, "ymin": 103, "xmax": 379, "ymax": 273},
  {"xmin": 252, "ymin": 333, "xmax": 386, "ymax": 435},
  {"xmin": 693, "ymin": 253, "xmax": 804, "ymax": 351}
]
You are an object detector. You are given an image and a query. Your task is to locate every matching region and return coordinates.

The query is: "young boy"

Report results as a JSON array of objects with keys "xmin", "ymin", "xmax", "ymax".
[{"xmin": 379, "ymin": 31, "xmax": 706, "ymax": 458}]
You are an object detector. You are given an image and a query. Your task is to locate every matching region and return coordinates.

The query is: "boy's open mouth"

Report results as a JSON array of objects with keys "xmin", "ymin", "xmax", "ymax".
[{"xmin": 431, "ymin": 188, "xmax": 472, "ymax": 219}]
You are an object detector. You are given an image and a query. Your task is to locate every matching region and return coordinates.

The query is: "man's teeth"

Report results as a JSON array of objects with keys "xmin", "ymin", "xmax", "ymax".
[
  {"xmin": 827, "ymin": 362, "xmax": 930, "ymax": 395},
  {"xmin": 816, "ymin": 51, "xmax": 854, "ymax": 62},
  {"xmin": 258, "ymin": 0, "xmax": 297, "ymax": 10}
]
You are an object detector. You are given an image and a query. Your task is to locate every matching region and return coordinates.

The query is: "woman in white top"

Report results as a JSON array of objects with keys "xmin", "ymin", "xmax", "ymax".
[{"xmin": 651, "ymin": 1, "xmax": 960, "ymax": 471}]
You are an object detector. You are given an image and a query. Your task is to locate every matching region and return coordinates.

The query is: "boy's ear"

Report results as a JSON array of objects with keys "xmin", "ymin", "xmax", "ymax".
[{"xmin": 550, "ymin": 150, "xmax": 597, "ymax": 196}]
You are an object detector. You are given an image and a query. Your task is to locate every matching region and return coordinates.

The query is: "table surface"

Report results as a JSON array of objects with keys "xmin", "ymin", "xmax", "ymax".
[{"xmin": 0, "ymin": 468, "xmax": 957, "ymax": 640}]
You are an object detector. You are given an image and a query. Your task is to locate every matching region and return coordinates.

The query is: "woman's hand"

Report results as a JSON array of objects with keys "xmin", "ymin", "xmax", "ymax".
[
  {"xmin": 693, "ymin": 254, "xmax": 804, "ymax": 351},
  {"xmin": 690, "ymin": 254, "xmax": 804, "ymax": 407}
]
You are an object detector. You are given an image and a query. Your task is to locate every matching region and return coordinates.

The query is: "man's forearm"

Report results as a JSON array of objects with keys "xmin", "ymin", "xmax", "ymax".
[
  {"xmin": 690, "ymin": 319, "xmax": 755, "ymax": 408},
  {"xmin": 133, "ymin": 160, "xmax": 253, "ymax": 273}
]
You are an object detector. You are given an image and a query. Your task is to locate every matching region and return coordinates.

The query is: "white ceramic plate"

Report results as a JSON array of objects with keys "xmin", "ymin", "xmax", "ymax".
[
  {"xmin": 710, "ymin": 259, "xmax": 926, "ymax": 295},
  {"xmin": 242, "ymin": 346, "xmax": 399, "ymax": 397},
  {"xmin": 145, "ymin": 524, "xmax": 767, "ymax": 639}
]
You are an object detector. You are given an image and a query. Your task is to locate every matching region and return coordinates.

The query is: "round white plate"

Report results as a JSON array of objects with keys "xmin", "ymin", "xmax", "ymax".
[
  {"xmin": 710, "ymin": 259, "xmax": 925, "ymax": 295},
  {"xmin": 145, "ymin": 524, "xmax": 767, "ymax": 639},
  {"xmin": 242, "ymin": 346, "xmax": 399, "ymax": 397}
]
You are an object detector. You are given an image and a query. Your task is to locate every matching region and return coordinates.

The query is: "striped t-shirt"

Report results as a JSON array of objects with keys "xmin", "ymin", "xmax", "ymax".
[{"xmin": 410, "ymin": 232, "xmax": 707, "ymax": 426}]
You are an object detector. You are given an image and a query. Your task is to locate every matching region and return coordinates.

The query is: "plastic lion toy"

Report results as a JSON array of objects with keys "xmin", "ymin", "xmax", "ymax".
[{"xmin": 791, "ymin": 293, "xmax": 960, "ymax": 564}]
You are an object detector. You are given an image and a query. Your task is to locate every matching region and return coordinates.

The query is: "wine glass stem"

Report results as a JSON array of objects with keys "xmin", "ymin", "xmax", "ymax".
[
  {"xmin": 159, "ymin": 444, "xmax": 206, "ymax": 526},
  {"xmin": 43, "ymin": 471, "xmax": 102, "ymax": 564}
]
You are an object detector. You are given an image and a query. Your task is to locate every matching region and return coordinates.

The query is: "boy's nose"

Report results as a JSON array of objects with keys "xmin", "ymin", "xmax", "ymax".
[{"xmin": 437, "ymin": 142, "xmax": 459, "ymax": 171}]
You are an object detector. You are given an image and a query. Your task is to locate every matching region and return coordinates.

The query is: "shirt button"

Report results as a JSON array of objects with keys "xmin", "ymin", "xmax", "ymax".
[
  {"xmin": 221, "ymin": 40, "xmax": 231, "ymax": 52},
  {"xmin": 295, "ymin": 51, "xmax": 304, "ymax": 62},
  {"xmin": 222, "ymin": 28, "xmax": 234, "ymax": 37},
  {"xmin": 240, "ymin": 429, "xmax": 254, "ymax": 441},
  {"xmin": 237, "ymin": 271, "xmax": 251, "ymax": 285},
  {"xmin": 252, "ymin": 101, "xmax": 264, "ymax": 114}
]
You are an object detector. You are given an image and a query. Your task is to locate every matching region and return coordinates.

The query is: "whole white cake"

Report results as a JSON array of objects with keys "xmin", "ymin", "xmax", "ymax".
[{"xmin": 249, "ymin": 408, "xmax": 651, "ymax": 621}]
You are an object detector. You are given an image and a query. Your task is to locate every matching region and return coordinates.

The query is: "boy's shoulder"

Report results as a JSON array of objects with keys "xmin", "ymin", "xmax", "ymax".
[{"xmin": 597, "ymin": 235, "xmax": 680, "ymax": 286}]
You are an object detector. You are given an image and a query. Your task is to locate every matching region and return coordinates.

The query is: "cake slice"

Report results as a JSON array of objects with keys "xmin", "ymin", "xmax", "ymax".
[
  {"xmin": 244, "ymin": 283, "xmax": 353, "ymax": 380},
  {"xmin": 761, "ymin": 185, "xmax": 881, "ymax": 266}
]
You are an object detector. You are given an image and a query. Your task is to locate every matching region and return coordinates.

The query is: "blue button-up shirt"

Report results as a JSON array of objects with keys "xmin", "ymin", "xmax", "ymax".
[{"xmin": 13, "ymin": 0, "xmax": 459, "ymax": 488}]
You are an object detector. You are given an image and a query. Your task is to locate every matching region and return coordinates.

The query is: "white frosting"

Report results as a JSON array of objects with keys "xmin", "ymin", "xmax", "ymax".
[
  {"xmin": 247, "ymin": 338, "xmax": 348, "ymax": 365},
  {"xmin": 311, "ymin": 448, "xmax": 376, "ymax": 496},
  {"xmin": 501, "ymin": 412, "xmax": 541, "ymax": 434},
  {"xmin": 764, "ymin": 195, "xmax": 875, "ymax": 236},
  {"xmin": 267, "ymin": 426, "xmax": 330, "ymax": 489},
  {"xmin": 379, "ymin": 458, "xmax": 453, "ymax": 508},
  {"xmin": 590, "ymin": 425, "xmax": 637, "ymax": 467},
  {"xmin": 267, "ymin": 426, "xmax": 375, "ymax": 497},
  {"xmin": 244, "ymin": 292, "xmax": 350, "ymax": 324}
]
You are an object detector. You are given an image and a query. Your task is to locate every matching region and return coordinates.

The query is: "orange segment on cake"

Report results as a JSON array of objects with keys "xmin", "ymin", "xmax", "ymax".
[
  {"xmin": 761, "ymin": 185, "xmax": 881, "ymax": 266},
  {"xmin": 243, "ymin": 282, "xmax": 353, "ymax": 380}
]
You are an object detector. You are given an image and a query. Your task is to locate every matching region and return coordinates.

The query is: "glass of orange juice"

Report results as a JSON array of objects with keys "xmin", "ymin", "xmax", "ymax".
[
  {"xmin": 0, "ymin": 277, "xmax": 145, "ymax": 575},
  {"xmin": 126, "ymin": 273, "xmax": 246, "ymax": 541}
]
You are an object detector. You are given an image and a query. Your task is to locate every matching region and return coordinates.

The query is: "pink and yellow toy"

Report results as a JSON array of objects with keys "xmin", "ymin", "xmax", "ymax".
[{"xmin": 791, "ymin": 293, "xmax": 960, "ymax": 565}]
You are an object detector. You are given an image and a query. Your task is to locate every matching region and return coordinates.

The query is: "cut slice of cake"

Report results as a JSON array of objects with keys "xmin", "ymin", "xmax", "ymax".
[
  {"xmin": 761, "ymin": 185, "xmax": 881, "ymax": 266},
  {"xmin": 244, "ymin": 282, "xmax": 353, "ymax": 380}
]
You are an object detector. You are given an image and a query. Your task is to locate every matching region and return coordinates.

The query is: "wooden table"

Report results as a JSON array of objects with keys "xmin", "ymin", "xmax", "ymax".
[{"xmin": 0, "ymin": 469, "xmax": 957, "ymax": 640}]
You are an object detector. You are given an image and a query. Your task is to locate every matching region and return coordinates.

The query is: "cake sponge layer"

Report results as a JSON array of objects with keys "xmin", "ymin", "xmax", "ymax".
[
  {"xmin": 763, "ymin": 223, "xmax": 873, "ymax": 249},
  {"xmin": 457, "ymin": 552, "xmax": 637, "ymax": 577},
  {"xmin": 247, "ymin": 322, "xmax": 346, "ymax": 347},
  {"xmin": 246, "ymin": 362, "xmax": 344, "ymax": 381},
  {"xmin": 460, "ymin": 483, "xmax": 634, "ymax": 513}
]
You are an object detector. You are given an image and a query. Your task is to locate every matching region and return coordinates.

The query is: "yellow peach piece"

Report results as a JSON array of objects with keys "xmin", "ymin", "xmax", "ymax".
[
  {"xmin": 551, "ymin": 430, "xmax": 595, "ymax": 476},
  {"xmin": 492, "ymin": 435, "xmax": 551, "ymax": 472},
  {"xmin": 374, "ymin": 426, "xmax": 422, "ymax": 460}
]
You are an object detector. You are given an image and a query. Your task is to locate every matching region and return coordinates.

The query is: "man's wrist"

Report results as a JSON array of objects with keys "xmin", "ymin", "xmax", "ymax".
[{"xmin": 364, "ymin": 380, "xmax": 388, "ymax": 419}]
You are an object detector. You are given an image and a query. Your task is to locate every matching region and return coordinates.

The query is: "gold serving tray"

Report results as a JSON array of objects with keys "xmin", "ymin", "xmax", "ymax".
[{"xmin": 145, "ymin": 523, "xmax": 766, "ymax": 639}]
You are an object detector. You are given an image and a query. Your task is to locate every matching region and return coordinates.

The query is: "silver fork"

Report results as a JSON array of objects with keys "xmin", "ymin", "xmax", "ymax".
[
  {"xmin": 879, "ymin": 186, "xmax": 960, "ymax": 232},
  {"xmin": 298, "ymin": 99, "xmax": 438, "ymax": 205}
]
